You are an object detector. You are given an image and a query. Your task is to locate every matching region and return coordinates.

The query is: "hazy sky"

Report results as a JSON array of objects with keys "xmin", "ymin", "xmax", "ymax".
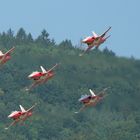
[{"xmin": 0, "ymin": 0, "xmax": 140, "ymax": 58}]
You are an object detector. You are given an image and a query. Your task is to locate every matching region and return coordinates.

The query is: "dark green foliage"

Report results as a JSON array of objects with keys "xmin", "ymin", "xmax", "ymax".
[
  {"xmin": 35, "ymin": 29, "xmax": 55, "ymax": 47},
  {"xmin": 0, "ymin": 28, "xmax": 140, "ymax": 139}
]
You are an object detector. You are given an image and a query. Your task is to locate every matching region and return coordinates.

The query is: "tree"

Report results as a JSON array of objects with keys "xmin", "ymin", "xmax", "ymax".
[
  {"xmin": 16, "ymin": 28, "xmax": 27, "ymax": 43},
  {"xmin": 36, "ymin": 29, "xmax": 51, "ymax": 46},
  {"xmin": 27, "ymin": 33, "xmax": 34, "ymax": 43}
]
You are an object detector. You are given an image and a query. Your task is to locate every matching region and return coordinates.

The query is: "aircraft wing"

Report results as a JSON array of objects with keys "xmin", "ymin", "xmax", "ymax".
[
  {"xmin": 79, "ymin": 46, "xmax": 93, "ymax": 56},
  {"xmin": 5, "ymin": 119, "xmax": 19, "ymax": 130},
  {"xmin": 46, "ymin": 63, "xmax": 59, "ymax": 73},
  {"xmin": 102, "ymin": 87, "xmax": 110, "ymax": 92},
  {"xmin": 100, "ymin": 27, "xmax": 111, "ymax": 38},
  {"xmin": 26, "ymin": 103, "xmax": 37, "ymax": 112},
  {"xmin": 97, "ymin": 87, "xmax": 110, "ymax": 96},
  {"xmin": 4, "ymin": 47, "xmax": 15, "ymax": 56},
  {"xmin": 75, "ymin": 105, "xmax": 86, "ymax": 114},
  {"xmin": 26, "ymin": 79, "xmax": 42, "ymax": 91}
]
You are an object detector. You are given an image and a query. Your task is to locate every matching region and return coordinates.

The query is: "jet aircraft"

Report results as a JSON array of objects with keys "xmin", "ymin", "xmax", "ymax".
[
  {"xmin": 75, "ymin": 87, "xmax": 109, "ymax": 113},
  {"xmin": 0, "ymin": 47, "xmax": 15, "ymax": 66},
  {"xmin": 26, "ymin": 63, "xmax": 59, "ymax": 91},
  {"xmin": 5, "ymin": 103, "xmax": 37, "ymax": 129},
  {"xmin": 79, "ymin": 27, "xmax": 111, "ymax": 56}
]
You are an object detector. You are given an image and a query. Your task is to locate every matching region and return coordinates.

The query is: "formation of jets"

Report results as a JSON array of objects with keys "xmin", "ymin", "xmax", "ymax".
[{"xmin": 1, "ymin": 26, "xmax": 111, "ymax": 129}]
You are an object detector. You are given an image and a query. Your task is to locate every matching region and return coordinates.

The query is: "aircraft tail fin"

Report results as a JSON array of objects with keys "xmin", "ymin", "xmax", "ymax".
[
  {"xmin": 89, "ymin": 89, "xmax": 96, "ymax": 96},
  {"xmin": 0, "ymin": 51, "xmax": 4, "ymax": 56},
  {"xmin": 92, "ymin": 31, "xmax": 98, "ymax": 38},
  {"xmin": 40, "ymin": 66, "xmax": 47, "ymax": 73},
  {"xmin": 19, "ymin": 105, "xmax": 26, "ymax": 112}
]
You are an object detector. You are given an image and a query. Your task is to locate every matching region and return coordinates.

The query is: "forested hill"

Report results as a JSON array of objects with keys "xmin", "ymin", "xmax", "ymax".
[{"xmin": 0, "ymin": 28, "xmax": 140, "ymax": 140}]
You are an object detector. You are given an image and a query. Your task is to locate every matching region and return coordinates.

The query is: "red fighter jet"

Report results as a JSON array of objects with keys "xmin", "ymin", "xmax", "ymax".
[
  {"xmin": 0, "ymin": 47, "xmax": 15, "ymax": 66},
  {"xmin": 75, "ymin": 87, "xmax": 109, "ymax": 113},
  {"xmin": 5, "ymin": 103, "xmax": 37, "ymax": 130},
  {"xmin": 79, "ymin": 27, "xmax": 111, "ymax": 56},
  {"xmin": 26, "ymin": 63, "xmax": 59, "ymax": 91}
]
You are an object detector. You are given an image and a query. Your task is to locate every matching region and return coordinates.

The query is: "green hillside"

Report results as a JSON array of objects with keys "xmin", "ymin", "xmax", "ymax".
[{"xmin": 0, "ymin": 28, "xmax": 140, "ymax": 140}]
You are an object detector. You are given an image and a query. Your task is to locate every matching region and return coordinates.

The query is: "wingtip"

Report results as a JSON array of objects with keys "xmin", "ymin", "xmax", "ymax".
[
  {"xmin": 25, "ymin": 88, "xmax": 30, "ymax": 92},
  {"xmin": 74, "ymin": 111, "xmax": 79, "ymax": 114},
  {"xmin": 55, "ymin": 63, "xmax": 59, "ymax": 66},
  {"xmin": 10, "ymin": 46, "xmax": 15, "ymax": 51},
  {"xmin": 105, "ymin": 87, "xmax": 111, "ymax": 91}
]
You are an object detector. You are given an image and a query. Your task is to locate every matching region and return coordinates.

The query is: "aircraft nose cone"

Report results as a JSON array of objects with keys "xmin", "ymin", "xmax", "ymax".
[
  {"xmin": 8, "ymin": 114, "xmax": 13, "ymax": 118},
  {"xmin": 82, "ymin": 39, "xmax": 86, "ymax": 43},
  {"xmin": 28, "ymin": 73, "xmax": 34, "ymax": 78},
  {"xmin": 28, "ymin": 75, "xmax": 32, "ymax": 78},
  {"xmin": 8, "ymin": 115, "xmax": 11, "ymax": 118}
]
